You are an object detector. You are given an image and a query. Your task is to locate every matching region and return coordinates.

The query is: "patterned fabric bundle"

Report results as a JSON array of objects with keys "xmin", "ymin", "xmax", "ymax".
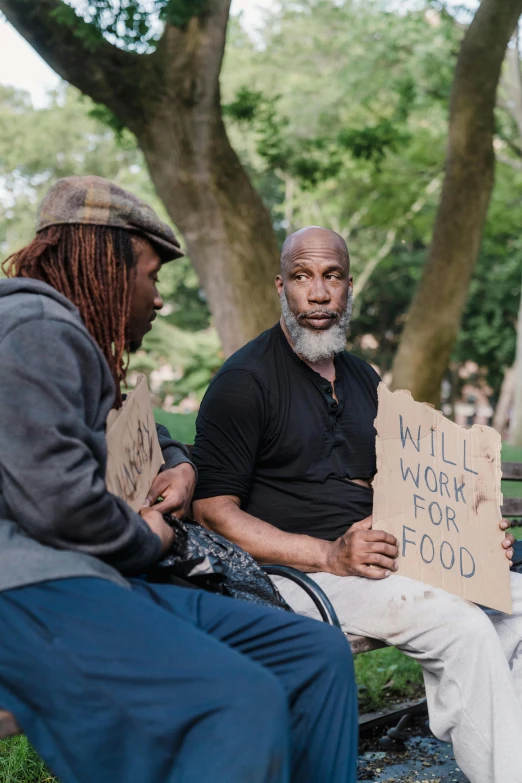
[{"xmin": 154, "ymin": 516, "xmax": 291, "ymax": 611}]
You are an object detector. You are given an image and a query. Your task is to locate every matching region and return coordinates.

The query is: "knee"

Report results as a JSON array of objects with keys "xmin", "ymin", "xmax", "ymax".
[
  {"xmin": 322, "ymin": 624, "xmax": 354, "ymax": 671},
  {"xmin": 440, "ymin": 600, "xmax": 497, "ymax": 651},
  {"xmin": 298, "ymin": 617, "xmax": 354, "ymax": 674},
  {"xmin": 229, "ymin": 665, "xmax": 288, "ymax": 728}
]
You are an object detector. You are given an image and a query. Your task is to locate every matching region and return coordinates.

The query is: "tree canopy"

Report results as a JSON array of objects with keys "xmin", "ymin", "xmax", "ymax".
[{"xmin": 0, "ymin": 0, "xmax": 520, "ymax": 414}]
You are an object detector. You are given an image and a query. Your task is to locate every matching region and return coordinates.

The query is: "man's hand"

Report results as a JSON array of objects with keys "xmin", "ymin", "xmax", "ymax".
[
  {"xmin": 324, "ymin": 516, "xmax": 399, "ymax": 579},
  {"xmin": 500, "ymin": 518, "xmax": 515, "ymax": 567},
  {"xmin": 144, "ymin": 463, "xmax": 196, "ymax": 518},
  {"xmin": 140, "ymin": 507, "xmax": 175, "ymax": 554}
]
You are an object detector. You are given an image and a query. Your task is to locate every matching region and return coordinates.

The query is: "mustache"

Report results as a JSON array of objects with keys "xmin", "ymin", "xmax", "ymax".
[{"xmin": 297, "ymin": 309, "xmax": 340, "ymax": 320}]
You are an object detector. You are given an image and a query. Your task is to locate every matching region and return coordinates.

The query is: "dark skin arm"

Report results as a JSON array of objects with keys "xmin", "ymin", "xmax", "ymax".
[{"xmin": 193, "ymin": 496, "xmax": 399, "ymax": 578}]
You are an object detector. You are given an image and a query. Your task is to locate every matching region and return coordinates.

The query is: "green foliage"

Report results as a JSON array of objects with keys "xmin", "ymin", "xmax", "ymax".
[
  {"xmin": 129, "ymin": 317, "xmax": 222, "ymax": 405},
  {"xmin": 222, "ymin": 0, "xmax": 520, "ymax": 397},
  {"xmin": 63, "ymin": 0, "xmax": 212, "ymax": 50},
  {"xmin": 354, "ymin": 647, "xmax": 423, "ymax": 713}
]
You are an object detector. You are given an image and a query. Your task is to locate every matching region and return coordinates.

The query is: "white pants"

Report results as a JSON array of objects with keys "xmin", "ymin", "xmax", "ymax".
[{"xmin": 272, "ymin": 570, "xmax": 522, "ymax": 783}]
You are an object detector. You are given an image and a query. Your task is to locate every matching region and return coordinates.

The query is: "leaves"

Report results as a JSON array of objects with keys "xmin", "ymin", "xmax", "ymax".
[{"xmin": 62, "ymin": 0, "xmax": 212, "ymax": 51}]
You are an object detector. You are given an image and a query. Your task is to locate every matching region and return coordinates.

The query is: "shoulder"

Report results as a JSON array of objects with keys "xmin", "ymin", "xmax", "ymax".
[
  {"xmin": 0, "ymin": 282, "xmax": 107, "ymax": 382},
  {"xmin": 0, "ymin": 279, "xmax": 93, "ymax": 348},
  {"xmin": 210, "ymin": 325, "xmax": 279, "ymax": 393}
]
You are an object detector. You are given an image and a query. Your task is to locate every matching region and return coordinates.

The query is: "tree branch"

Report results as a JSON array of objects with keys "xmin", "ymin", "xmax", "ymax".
[
  {"xmin": 0, "ymin": 0, "xmax": 148, "ymax": 118},
  {"xmin": 353, "ymin": 176, "xmax": 441, "ymax": 309},
  {"xmin": 496, "ymin": 151, "xmax": 522, "ymax": 170},
  {"xmin": 0, "ymin": 0, "xmax": 231, "ymax": 133},
  {"xmin": 505, "ymin": 32, "xmax": 522, "ymax": 137}
]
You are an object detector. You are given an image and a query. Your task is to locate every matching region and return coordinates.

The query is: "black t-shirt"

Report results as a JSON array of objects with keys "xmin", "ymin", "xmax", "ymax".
[{"xmin": 193, "ymin": 323, "xmax": 380, "ymax": 541}]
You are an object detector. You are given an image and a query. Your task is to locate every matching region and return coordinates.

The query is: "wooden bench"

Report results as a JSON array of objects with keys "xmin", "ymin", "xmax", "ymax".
[{"xmin": 1, "ymin": 461, "xmax": 521, "ymax": 741}]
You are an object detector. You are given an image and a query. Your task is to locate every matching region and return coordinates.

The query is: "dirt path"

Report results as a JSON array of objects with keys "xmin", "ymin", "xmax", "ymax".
[{"xmin": 358, "ymin": 717, "xmax": 468, "ymax": 782}]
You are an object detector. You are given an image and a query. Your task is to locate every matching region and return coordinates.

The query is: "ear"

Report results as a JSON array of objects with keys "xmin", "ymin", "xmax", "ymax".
[{"xmin": 275, "ymin": 275, "xmax": 284, "ymax": 295}]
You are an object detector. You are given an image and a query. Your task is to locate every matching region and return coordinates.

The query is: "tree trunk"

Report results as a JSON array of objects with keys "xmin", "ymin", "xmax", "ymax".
[
  {"xmin": 391, "ymin": 0, "xmax": 522, "ymax": 404},
  {"xmin": 509, "ymin": 277, "xmax": 522, "ymax": 445},
  {"xmin": 0, "ymin": 0, "xmax": 281, "ymax": 356},
  {"xmin": 492, "ymin": 365, "xmax": 514, "ymax": 437}
]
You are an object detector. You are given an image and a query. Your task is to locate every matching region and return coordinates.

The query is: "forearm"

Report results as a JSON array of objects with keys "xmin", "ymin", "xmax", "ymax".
[{"xmin": 193, "ymin": 496, "xmax": 331, "ymax": 572}]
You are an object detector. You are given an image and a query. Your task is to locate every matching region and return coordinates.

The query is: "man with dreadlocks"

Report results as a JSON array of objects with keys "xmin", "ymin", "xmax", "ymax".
[{"xmin": 0, "ymin": 176, "xmax": 358, "ymax": 783}]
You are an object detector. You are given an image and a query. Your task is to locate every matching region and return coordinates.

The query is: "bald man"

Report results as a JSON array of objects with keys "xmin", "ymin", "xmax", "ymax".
[{"xmin": 192, "ymin": 226, "xmax": 522, "ymax": 783}]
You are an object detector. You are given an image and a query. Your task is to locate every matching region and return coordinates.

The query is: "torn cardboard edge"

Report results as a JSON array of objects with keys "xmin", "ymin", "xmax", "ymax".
[
  {"xmin": 373, "ymin": 384, "xmax": 511, "ymax": 614},
  {"xmin": 105, "ymin": 374, "xmax": 164, "ymax": 512}
]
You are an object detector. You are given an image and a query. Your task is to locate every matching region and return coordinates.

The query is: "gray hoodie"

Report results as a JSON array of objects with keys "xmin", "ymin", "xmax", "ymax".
[{"xmin": 0, "ymin": 278, "xmax": 192, "ymax": 592}]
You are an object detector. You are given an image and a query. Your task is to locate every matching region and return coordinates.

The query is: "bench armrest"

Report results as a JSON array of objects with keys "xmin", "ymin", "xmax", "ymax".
[{"xmin": 262, "ymin": 564, "xmax": 342, "ymax": 629}]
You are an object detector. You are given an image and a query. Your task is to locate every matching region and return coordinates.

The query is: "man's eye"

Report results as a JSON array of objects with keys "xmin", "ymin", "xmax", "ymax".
[
  {"xmin": 295, "ymin": 274, "xmax": 307, "ymax": 281},
  {"xmin": 325, "ymin": 274, "xmax": 340, "ymax": 281}
]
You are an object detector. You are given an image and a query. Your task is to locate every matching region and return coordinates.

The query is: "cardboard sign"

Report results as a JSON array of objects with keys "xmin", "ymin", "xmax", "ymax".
[
  {"xmin": 373, "ymin": 384, "xmax": 511, "ymax": 613},
  {"xmin": 105, "ymin": 374, "xmax": 164, "ymax": 512}
]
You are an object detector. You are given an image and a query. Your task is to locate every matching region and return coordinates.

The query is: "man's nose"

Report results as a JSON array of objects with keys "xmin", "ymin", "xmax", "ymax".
[
  {"xmin": 308, "ymin": 278, "xmax": 330, "ymax": 304},
  {"xmin": 154, "ymin": 293, "xmax": 164, "ymax": 310}
]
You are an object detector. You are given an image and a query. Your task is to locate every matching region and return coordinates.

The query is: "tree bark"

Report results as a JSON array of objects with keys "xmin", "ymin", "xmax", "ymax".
[
  {"xmin": 391, "ymin": 0, "xmax": 522, "ymax": 404},
  {"xmin": 0, "ymin": 0, "xmax": 281, "ymax": 355},
  {"xmin": 509, "ymin": 276, "xmax": 522, "ymax": 445},
  {"xmin": 492, "ymin": 365, "xmax": 514, "ymax": 436}
]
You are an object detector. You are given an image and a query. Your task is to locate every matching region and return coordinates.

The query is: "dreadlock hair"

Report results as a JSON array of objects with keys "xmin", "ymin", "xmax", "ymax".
[{"xmin": 2, "ymin": 224, "xmax": 138, "ymax": 408}]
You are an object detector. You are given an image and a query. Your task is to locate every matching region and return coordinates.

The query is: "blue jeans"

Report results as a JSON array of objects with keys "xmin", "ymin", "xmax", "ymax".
[{"xmin": 0, "ymin": 577, "xmax": 357, "ymax": 782}]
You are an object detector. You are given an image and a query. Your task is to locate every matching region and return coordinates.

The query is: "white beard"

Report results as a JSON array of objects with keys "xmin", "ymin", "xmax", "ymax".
[{"xmin": 279, "ymin": 288, "xmax": 354, "ymax": 363}]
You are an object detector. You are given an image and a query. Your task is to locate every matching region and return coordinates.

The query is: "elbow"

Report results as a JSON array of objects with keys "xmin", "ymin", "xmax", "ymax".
[
  {"xmin": 193, "ymin": 496, "xmax": 239, "ymax": 533},
  {"xmin": 192, "ymin": 497, "xmax": 222, "ymax": 530}
]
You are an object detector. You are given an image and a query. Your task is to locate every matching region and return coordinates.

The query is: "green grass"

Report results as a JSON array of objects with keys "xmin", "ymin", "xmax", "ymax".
[
  {"xmin": 354, "ymin": 646, "xmax": 424, "ymax": 713},
  {"xmin": 502, "ymin": 444, "xmax": 522, "ymax": 499},
  {"xmin": 0, "ymin": 736, "xmax": 55, "ymax": 782},
  {"xmin": 153, "ymin": 410, "xmax": 196, "ymax": 445}
]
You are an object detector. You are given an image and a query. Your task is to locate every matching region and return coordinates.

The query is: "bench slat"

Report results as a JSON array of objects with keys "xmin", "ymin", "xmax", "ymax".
[
  {"xmin": 502, "ymin": 497, "xmax": 522, "ymax": 516},
  {"xmin": 502, "ymin": 462, "xmax": 522, "ymax": 481}
]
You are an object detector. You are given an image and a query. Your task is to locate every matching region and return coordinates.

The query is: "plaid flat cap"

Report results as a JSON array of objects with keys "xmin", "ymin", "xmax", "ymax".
[{"xmin": 36, "ymin": 175, "xmax": 184, "ymax": 262}]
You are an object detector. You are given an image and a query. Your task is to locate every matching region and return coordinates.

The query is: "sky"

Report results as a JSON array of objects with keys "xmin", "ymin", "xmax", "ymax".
[{"xmin": 0, "ymin": 0, "xmax": 276, "ymax": 106}]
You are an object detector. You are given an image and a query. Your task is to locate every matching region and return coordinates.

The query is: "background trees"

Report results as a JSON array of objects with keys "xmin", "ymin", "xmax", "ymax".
[{"xmin": 0, "ymin": 0, "xmax": 521, "ymax": 427}]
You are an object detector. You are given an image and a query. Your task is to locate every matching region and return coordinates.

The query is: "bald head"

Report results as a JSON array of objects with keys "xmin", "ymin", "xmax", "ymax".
[{"xmin": 280, "ymin": 226, "xmax": 349, "ymax": 275}]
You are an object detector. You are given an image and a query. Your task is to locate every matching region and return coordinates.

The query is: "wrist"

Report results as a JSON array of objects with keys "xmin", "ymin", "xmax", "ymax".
[{"xmin": 315, "ymin": 538, "xmax": 334, "ymax": 573}]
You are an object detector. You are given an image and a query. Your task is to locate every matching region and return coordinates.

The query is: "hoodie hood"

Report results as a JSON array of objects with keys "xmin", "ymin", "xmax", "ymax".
[
  {"xmin": 0, "ymin": 277, "xmax": 80, "ymax": 313},
  {"xmin": 0, "ymin": 278, "xmax": 85, "ymax": 345}
]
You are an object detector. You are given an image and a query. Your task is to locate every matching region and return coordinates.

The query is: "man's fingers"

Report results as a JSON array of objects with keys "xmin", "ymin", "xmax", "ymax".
[
  {"xmin": 357, "ymin": 565, "xmax": 392, "ymax": 579},
  {"xmin": 503, "ymin": 534, "xmax": 515, "ymax": 548},
  {"xmin": 365, "ymin": 553, "xmax": 399, "ymax": 571},
  {"xmin": 500, "ymin": 518, "xmax": 511, "ymax": 530},
  {"xmin": 367, "ymin": 541, "xmax": 398, "ymax": 558},
  {"xmin": 362, "ymin": 530, "xmax": 398, "ymax": 546},
  {"xmin": 153, "ymin": 496, "xmax": 184, "ymax": 515}
]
